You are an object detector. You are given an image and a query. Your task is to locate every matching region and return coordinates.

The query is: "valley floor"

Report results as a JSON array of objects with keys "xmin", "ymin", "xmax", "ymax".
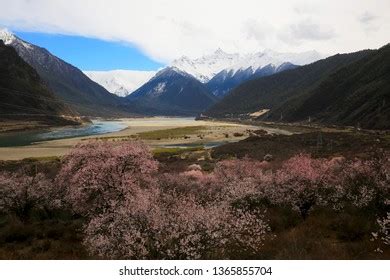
[
  {"xmin": 0, "ymin": 117, "xmax": 264, "ymax": 160},
  {"xmin": 0, "ymin": 118, "xmax": 389, "ymax": 260},
  {"xmin": 0, "ymin": 116, "xmax": 85, "ymax": 133}
]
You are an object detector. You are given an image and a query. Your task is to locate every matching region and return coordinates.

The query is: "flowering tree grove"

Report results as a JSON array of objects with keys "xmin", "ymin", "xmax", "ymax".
[
  {"xmin": 56, "ymin": 141, "xmax": 158, "ymax": 217},
  {"xmin": 1, "ymin": 140, "xmax": 388, "ymax": 259}
]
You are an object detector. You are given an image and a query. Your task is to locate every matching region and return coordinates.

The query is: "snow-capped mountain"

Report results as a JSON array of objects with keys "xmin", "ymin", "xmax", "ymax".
[
  {"xmin": 126, "ymin": 67, "xmax": 217, "ymax": 116},
  {"xmin": 0, "ymin": 28, "xmax": 28, "ymax": 47},
  {"xmin": 171, "ymin": 48, "xmax": 241, "ymax": 83},
  {"xmin": 223, "ymin": 50, "xmax": 321, "ymax": 74},
  {"xmin": 207, "ymin": 62, "xmax": 298, "ymax": 97},
  {"xmin": 84, "ymin": 70, "xmax": 156, "ymax": 97},
  {"xmin": 0, "ymin": 28, "xmax": 123, "ymax": 116},
  {"xmin": 0, "ymin": 39, "xmax": 77, "ymax": 123},
  {"xmin": 1, "ymin": 27, "xmax": 325, "ymax": 115},
  {"xmin": 257, "ymin": 49, "xmax": 324, "ymax": 67},
  {"xmin": 169, "ymin": 48, "xmax": 324, "ymax": 96},
  {"xmin": 171, "ymin": 48, "xmax": 323, "ymax": 83}
]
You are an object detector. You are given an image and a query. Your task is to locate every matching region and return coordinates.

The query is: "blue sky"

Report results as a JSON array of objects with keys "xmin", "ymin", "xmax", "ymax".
[{"xmin": 15, "ymin": 31, "xmax": 164, "ymax": 71}]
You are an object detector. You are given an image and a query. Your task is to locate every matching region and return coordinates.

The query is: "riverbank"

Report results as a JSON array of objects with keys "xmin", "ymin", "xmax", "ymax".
[
  {"xmin": 0, "ymin": 115, "xmax": 89, "ymax": 133},
  {"xmin": 197, "ymin": 116, "xmax": 390, "ymax": 134},
  {"xmin": 0, "ymin": 117, "xmax": 265, "ymax": 160}
]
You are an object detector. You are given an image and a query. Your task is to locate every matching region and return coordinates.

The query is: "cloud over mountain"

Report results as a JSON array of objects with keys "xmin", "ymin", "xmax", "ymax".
[{"xmin": 0, "ymin": 0, "xmax": 389, "ymax": 63}]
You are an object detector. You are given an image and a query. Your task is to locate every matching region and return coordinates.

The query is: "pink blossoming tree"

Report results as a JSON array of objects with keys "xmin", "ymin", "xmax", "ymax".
[
  {"xmin": 57, "ymin": 141, "xmax": 158, "ymax": 217},
  {"xmin": 0, "ymin": 171, "xmax": 60, "ymax": 221}
]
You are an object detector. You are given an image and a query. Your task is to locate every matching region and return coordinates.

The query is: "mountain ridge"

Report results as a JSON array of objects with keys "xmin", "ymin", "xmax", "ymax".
[
  {"xmin": 0, "ymin": 39, "xmax": 81, "ymax": 130},
  {"xmin": 83, "ymin": 69, "xmax": 156, "ymax": 97},
  {"xmin": 171, "ymin": 48, "xmax": 323, "ymax": 83},
  {"xmin": 125, "ymin": 67, "xmax": 217, "ymax": 116},
  {"xmin": 81, "ymin": 48, "xmax": 324, "ymax": 100},
  {"xmin": 269, "ymin": 44, "xmax": 390, "ymax": 129},
  {"xmin": 204, "ymin": 49, "xmax": 373, "ymax": 117},
  {"xmin": 204, "ymin": 45, "xmax": 390, "ymax": 129},
  {"xmin": 0, "ymin": 28, "xmax": 127, "ymax": 117}
]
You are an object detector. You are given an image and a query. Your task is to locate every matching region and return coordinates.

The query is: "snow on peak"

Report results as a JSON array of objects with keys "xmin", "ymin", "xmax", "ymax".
[
  {"xmin": 0, "ymin": 28, "xmax": 33, "ymax": 50},
  {"xmin": 225, "ymin": 52, "xmax": 282, "ymax": 74},
  {"xmin": 214, "ymin": 48, "xmax": 226, "ymax": 55},
  {"xmin": 262, "ymin": 49, "xmax": 323, "ymax": 66},
  {"xmin": 84, "ymin": 70, "xmax": 156, "ymax": 97},
  {"xmin": 171, "ymin": 48, "xmax": 324, "ymax": 82},
  {"xmin": 171, "ymin": 50, "xmax": 240, "ymax": 82},
  {"xmin": 0, "ymin": 28, "xmax": 16, "ymax": 45},
  {"xmin": 152, "ymin": 66, "xmax": 194, "ymax": 80}
]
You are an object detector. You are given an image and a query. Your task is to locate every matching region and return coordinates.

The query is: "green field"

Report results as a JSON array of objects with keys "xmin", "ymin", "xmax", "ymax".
[{"xmin": 136, "ymin": 126, "xmax": 207, "ymax": 140}]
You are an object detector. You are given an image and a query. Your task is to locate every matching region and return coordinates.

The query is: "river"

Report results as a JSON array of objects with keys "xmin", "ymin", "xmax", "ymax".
[
  {"xmin": 0, "ymin": 117, "xmax": 293, "ymax": 160},
  {"xmin": 0, "ymin": 120, "xmax": 128, "ymax": 147}
]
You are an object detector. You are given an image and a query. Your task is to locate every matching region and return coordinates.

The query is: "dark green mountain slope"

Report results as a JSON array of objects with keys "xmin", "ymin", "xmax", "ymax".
[
  {"xmin": 205, "ymin": 50, "xmax": 373, "ymax": 118},
  {"xmin": 0, "ymin": 40, "xmax": 80, "ymax": 127},
  {"xmin": 271, "ymin": 44, "xmax": 390, "ymax": 129},
  {"xmin": 1, "ymin": 31, "xmax": 125, "ymax": 117},
  {"xmin": 126, "ymin": 67, "xmax": 217, "ymax": 116}
]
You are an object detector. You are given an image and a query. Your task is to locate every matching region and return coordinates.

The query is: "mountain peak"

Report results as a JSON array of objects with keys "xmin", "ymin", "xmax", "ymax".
[
  {"xmin": 0, "ymin": 28, "xmax": 16, "ymax": 45},
  {"xmin": 152, "ymin": 66, "xmax": 194, "ymax": 81},
  {"xmin": 84, "ymin": 69, "xmax": 156, "ymax": 97},
  {"xmin": 170, "ymin": 48, "xmax": 324, "ymax": 83},
  {"xmin": 173, "ymin": 55, "xmax": 191, "ymax": 63},
  {"xmin": 0, "ymin": 28, "xmax": 34, "ymax": 51},
  {"xmin": 213, "ymin": 48, "xmax": 227, "ymax": 56},
  {"xmin": 171, "ymin": 50, "xmax": 241, "ymax": 82},
  {"xmin": 126, "ymin": 68, "xmax": 217, "ymax": 116}
]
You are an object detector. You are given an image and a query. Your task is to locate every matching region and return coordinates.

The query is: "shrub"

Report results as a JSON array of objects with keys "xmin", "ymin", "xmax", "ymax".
[
  {"xmin": 272, "ymin": 154, "xmax": 342, "ymax": 219},
  {"xmin": 57, "ymin": 141, "xmax": 158, "ymax": 217},
  {"xmin": 213, "ymin": 158, "xmax": 271, "ymax": 201},
  {"xmin": 2, "ymin": 140, "xmax": 387, "ymax": 259},
  {"xmin": 377, "ymin": 213, "xmax": 390, "ymax": 246},
  {"xmin": 341, "ymin": 156, "xmax": 389, "ymax": 209},
  {"xmin": 58, "ymin": 142, "xmax": 271, "ymax": 259},
  {"xmin": 0, "ymin": 171, "xmax": 61, "ymax": 221},
  {"xmin": 372, "ymin": 212, "xmax": 390, "ymax": 252},
  {"xmin": 83, "ymin": 191, "xmax": 270, "ymax": 259}
]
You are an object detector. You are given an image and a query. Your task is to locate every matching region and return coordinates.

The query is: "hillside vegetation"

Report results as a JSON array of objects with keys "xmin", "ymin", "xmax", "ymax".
[
  {"xmin": 0, "ymin": 40, "xmax": 80, "ymax": 129},
  {"xmin": 274, "ymin": 44, "xmax": 390, "ymax": 129},
  {"xmin": 205, "ymin": 45, "xmax": 390, "ymax": 129}
]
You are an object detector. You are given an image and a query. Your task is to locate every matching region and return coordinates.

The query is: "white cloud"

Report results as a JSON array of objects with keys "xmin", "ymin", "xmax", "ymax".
[
  {"xmin": 0, "ymin": 0, "xmax": 389, "ymax": 63},
  {"xmin": 359, "ymin": 12, "xmax": 377, "ymax": 24},
  {"xmin": 358, "ymin": 11, "xmax": 379, "ymax": 33},
  {"xmin": 288, "ymin": 20, "xmax": 335, "ymax": 41},
  {"xmin": 243, "ymin": 19, "xmax": 275, "ymax": 44}
]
